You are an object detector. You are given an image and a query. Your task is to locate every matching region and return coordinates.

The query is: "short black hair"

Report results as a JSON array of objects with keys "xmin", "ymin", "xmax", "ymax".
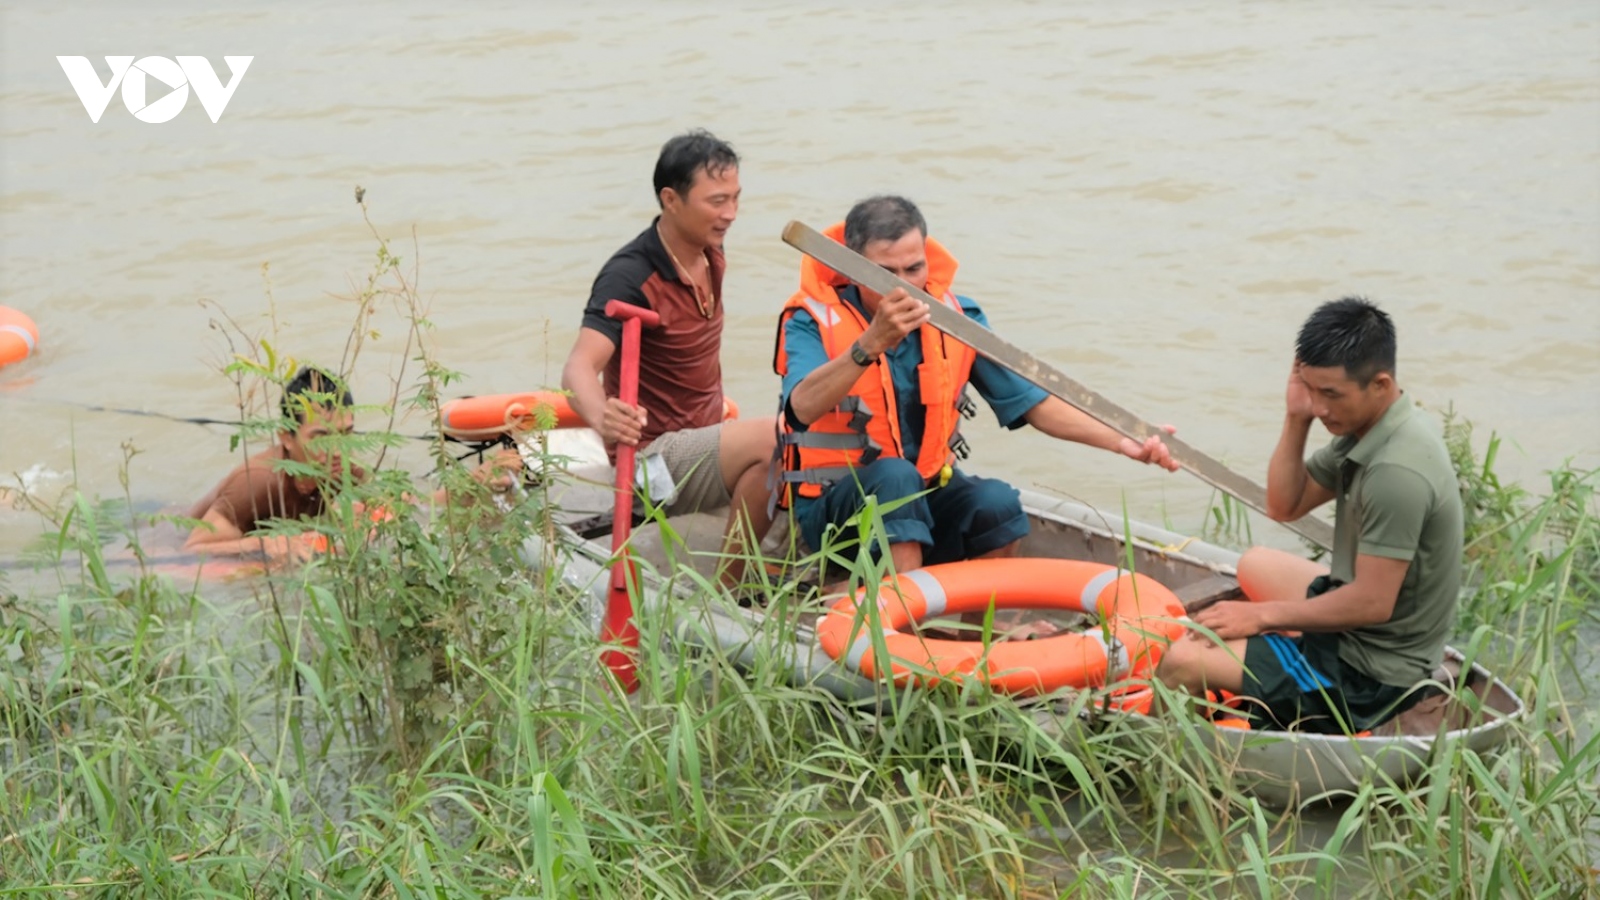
[
  {"xmin": 843, "ymin": 195, "xmax": 927, "ymax": 253},
  {"xmin": 652, "ymin": 129, "xmax": 738, "ymax": 207},
  {"xmin": 1296, "ymin": 297, "xmax": 1396, "ymax": 386},
  {"xmin": 280, "ymin": 365, "xmax": 353, "ymax": 426}
]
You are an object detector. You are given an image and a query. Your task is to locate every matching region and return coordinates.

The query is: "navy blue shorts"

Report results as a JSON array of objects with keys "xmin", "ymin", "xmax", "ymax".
[{"xmin": 794, "ymin": 459, "xmax": 1029, "ymax": 565}]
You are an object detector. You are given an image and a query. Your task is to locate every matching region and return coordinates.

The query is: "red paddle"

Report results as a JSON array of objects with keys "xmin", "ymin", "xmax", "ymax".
[{"xmin": 600, "ymin": 299, "xmax": 660, "ymax": 693}]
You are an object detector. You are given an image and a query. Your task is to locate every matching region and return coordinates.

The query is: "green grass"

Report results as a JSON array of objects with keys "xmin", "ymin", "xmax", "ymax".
[
  {"xmin": 1, "ymin": 221, "xmax": 1595, "ymax": 898},
  {"xmin": 2, "ymin": 429, "xmax": 1594, "ymax": 898}
]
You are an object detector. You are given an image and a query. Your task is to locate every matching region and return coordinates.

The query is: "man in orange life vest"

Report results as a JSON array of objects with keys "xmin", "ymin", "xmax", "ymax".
[{"xmin": 774, "ymin": 195, "xmax": 1181, "ymax": 574}]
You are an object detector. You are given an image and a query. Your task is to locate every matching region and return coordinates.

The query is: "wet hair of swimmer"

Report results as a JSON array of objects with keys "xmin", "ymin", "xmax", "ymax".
[
  {"xmin": 280, "ymin": 365, "xmax": 354, "ymax": 427},
  {"xmin": 652, "ymin": 129, "xmax": 739, "ymax": 207},
  {"xmin": 844, "ymin": 195, "xmax": 928, "ymax": 254},
  {"xmin": 1296, "ymin": 296, "xmax": 1397, "ymax": 387}
]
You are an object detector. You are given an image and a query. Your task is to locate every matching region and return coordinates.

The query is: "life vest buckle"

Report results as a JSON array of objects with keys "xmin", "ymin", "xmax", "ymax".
[{"xmin": 845, "ymin": 400, "xmax": 873, "ymax": 433}]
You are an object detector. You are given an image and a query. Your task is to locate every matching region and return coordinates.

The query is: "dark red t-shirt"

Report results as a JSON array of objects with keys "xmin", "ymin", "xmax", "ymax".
[{"xmin": 580, "ymin": 218, "xmax": 725, "ymax": 450}]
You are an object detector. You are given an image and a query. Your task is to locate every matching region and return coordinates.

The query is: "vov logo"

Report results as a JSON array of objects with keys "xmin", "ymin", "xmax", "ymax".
[{"xmin": 57, "ymin": 56, "xmax": 253, "ymax": 123}]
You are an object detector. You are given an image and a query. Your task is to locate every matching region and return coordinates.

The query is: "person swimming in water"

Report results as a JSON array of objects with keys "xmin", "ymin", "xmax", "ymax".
[{"xmin": 185, "ymin": 365, "xmax": 520, "ymax": 561}]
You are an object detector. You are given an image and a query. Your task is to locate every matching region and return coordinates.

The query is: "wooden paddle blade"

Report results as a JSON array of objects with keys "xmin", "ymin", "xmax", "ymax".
[{"xmin": 780, "ymin": 220, "xmax": 1334, "ymax": 551}]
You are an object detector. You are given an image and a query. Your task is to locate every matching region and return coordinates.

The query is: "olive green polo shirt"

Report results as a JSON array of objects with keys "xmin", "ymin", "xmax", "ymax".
[{"xmin": 1306, "ymin": 395, "xmax": 1464, "ymax": 687}]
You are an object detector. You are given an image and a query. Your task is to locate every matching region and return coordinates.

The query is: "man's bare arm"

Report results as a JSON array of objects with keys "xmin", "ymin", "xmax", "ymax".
[
  {"xmin": 1022, "ymin": 397, "xmax": 1179, "ymax": 470},
  {"xmin": 1191, "ymin": 553, "xmax": 1409, "ymax": 639},
  {"xmin": 1266, "ymin": 362, "xmax": 1335, "ymax": 521},
  {"xmin": 562, "ymin": 327, "xmax": 649, "ymax": 445}
]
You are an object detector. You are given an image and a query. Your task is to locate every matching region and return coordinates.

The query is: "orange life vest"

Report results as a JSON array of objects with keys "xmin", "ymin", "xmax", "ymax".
[{"xmin": 771, "ymin": 222, "xmax": 977, "ymax": 505}]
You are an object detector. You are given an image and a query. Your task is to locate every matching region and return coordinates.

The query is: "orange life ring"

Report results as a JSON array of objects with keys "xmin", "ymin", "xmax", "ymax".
[
  {"xmin": 295, "ymin": 504, "xmax": 394, "ymax": 556},
  {"xmin": 439, "ymin": 391, "xmax": 740, "ymax": 442},
  {"xmin": 817, "ymin": 558, "xmax": 1188, "ymax": 697},
  {"xmin": 440, "ymin": 391, "xmax": 587, "ymax": 442},
  {"xmin": 0, "ymin": 307, "xmax": 39, "ymax": 369},
  {"xmin": 1099, "ymin": 685, "xmax": 1246, "ymax": 722}
]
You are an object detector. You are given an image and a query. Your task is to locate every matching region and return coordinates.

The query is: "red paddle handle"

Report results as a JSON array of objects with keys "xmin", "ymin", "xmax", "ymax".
[{"xmin": 599, "ymin": 300, "xmax": 659, "ymax": 693}]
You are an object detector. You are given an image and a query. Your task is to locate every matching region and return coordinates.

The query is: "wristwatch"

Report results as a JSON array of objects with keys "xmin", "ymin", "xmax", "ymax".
[{"xmin": 848, "ymin": 340, "xmax": 877, "ymax": 367}]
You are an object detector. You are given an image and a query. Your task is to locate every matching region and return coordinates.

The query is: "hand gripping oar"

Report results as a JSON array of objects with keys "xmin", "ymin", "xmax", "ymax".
[
  {"xmin": 599, "ymin": 300, "xmax": 660, "ymax": 693},
  {"xmin": 780, "ymin": 221, "xmax": 1334, "ymax": 551}
]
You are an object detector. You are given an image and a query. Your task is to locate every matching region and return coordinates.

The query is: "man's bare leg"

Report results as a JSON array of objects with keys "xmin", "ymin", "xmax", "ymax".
[
  {"xmin": 1237, "ymin": 546, "xmax": 1327, "ymax": 603},
  {"xmin": 714, "ymin": 417, "xmax": 778, "ymax": 589},
  {"xmin": 1151, "ymin": 548, "xmax": 1323, "ymax": 717},
  {"xmin": 1151, "ymin": 632, "xmax": 1249, "ymax": 720},
  {"xmin": 818, "ymin": 540, "xmax": 920, "ymax": 603},
  {"xmin": 888, "ymin": 540, "xmax": 922, "ymax": 574},
  {"xmin": 1157, "ymin": 634, "xmax": 1249, "ymax": 698}
]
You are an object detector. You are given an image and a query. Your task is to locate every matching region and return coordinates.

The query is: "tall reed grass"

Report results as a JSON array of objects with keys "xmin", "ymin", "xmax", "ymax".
[{"xmin": 1, "ymin": 219, "xmax": 1593, "ymax": 898}]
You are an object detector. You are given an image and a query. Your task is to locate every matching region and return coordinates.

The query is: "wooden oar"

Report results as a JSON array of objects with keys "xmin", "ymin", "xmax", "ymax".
[{"xmin": 780, "ymin": 221, "xmax": 1334, "ymax": 551}]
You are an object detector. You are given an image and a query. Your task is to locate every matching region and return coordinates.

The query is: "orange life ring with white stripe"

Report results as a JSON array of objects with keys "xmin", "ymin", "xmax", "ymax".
[
  {"xmin": 0, "ymin": 307, "xmax": 39, "ymax": 369},
  {"xmin": 1104, "ymin": 686, "xmax": 1253, "ymax": 731},
  {"xmin": 440, "ymin": 391, "xmax": 587, "ymax": 441},
  {"xmin": 817, "ymin": 558, "xmax": 1188, "ymax": 697},
  {"xmin": 439, "ymin": 391, "xmax": 740, "ymax": 442}
]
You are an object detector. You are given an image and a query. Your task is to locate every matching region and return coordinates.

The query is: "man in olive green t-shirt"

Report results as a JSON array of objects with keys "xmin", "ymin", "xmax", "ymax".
[{"xmin": 1157, "ymin": 297, "xmax": 1463, "ymax": 733}]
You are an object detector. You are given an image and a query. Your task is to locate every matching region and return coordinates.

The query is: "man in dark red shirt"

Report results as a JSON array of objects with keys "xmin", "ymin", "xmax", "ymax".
[{"xmin": 562, "ymin": 130, "xmax": 776, "ymax": 588}]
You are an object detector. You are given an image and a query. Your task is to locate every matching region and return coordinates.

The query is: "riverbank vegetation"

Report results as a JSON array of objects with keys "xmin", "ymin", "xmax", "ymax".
[{"xmin": 1, "ymin": 231, "xmax": 1594, "ymax": 898}]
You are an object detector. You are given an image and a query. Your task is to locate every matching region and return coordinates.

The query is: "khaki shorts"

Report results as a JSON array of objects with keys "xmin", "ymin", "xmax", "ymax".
[{"xmin": 642, "ymin": 424, "xmax": 730, "ymax": 515}]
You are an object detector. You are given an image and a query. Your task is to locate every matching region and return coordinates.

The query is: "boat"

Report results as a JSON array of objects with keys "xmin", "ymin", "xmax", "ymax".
[{"xmin": 502, "ymin": 425, "xmax": 1525, "ymax": 808}]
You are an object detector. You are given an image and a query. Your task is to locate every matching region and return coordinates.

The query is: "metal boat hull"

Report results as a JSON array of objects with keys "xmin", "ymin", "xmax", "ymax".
[{"xmin": 518, "ymin": 431, "xmax": 1525, "ymax": 806}]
